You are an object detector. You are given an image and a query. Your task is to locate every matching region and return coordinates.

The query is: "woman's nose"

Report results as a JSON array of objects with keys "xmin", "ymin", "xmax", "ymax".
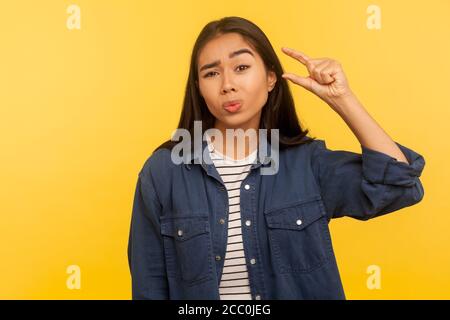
[
  {"xmin": 221, "ymin": 85, "xmax": 236, "ymax": 94},
  {"xmin": 222, "ymin": 77, "xmax": 236, "ymax": 93},
  {"xmin": 221, "ymin": 71, "xmax": 236, "ymax": 93}
]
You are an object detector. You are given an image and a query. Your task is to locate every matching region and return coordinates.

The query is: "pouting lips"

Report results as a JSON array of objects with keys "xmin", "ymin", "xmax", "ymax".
[{"xmin": 223, "ymin": 100, "xmax": 242, "ymax": 113}]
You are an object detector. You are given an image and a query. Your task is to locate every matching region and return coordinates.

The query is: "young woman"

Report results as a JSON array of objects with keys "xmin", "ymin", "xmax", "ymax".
[{"xmin": 127, "ymin": 16, "xmax": 425, "ymax": 300}]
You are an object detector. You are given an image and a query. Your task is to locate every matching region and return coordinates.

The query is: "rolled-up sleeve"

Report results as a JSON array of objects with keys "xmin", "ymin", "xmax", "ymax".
[
  {"xmin": 127, "ymin": 170, "xmax": 169, "ymax": 299},
  {"xmin": 311, "ymin": 139, "xmax": 425, "ymax": 221}
]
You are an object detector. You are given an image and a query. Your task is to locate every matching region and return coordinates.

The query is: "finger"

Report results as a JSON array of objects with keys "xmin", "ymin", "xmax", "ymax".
[
  {"xmin": 311, "ymin": 60, "xmax": 332, "ymax": 84},
  {"xmin": 320, "ymin": 65, "xmax": 338, "ymax": 84},
  {"xmin": 281, "ymin": 47, "xmax": 312, "ymax": 66},
  {"xmin": 282, "ymin": 72, "xmax": 318, "ymax": 93}
]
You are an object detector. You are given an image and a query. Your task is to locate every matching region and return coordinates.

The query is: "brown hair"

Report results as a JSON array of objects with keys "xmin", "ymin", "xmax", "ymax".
[{"xmin": 155, "ymin": 16, "xmax": 316, "ymax": 152}]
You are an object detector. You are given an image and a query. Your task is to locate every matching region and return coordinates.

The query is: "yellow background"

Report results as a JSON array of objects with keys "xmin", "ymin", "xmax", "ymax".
[{"xmin": 0, "ymin": 0, "xmax": 448, "ymax": 299}]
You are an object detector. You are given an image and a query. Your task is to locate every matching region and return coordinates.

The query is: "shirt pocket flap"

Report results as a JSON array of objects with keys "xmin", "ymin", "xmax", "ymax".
[
  {"xmin": 265, "ymin": 198, "xmax": 326, "ymax": 231},
  {"xmin": 161, "ymin": 218, "xmax": 210, "ymax": 242}
]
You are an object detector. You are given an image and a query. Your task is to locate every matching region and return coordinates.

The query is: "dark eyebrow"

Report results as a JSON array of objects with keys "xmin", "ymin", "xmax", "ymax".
[{"xmin": 199, "ymin": 48, "xmax": 254, "ymax": 72}]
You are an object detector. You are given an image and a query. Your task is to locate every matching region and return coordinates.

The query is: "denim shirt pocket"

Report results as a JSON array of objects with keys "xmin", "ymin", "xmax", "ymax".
[
  {"xmin": 264, "ymin": 196, "xmax": 333, "ymax": 274},
  {"xmin": 160, "ymin": 216, "xmax": 213, "ymax": 285}
]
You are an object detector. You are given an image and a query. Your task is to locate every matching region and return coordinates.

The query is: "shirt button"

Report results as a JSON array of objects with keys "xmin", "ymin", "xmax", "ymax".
[
  {"xmin": 250, "ymin": 258, "xmax": 256, "ymax": 265},
  {"xmin": 219, "ymin": 218, "xmax": 225, "ymax": 224},
  {"xmin": 245, "ymin": 220, "xmax": 251, "ymax": 227},
  {"xmin": 244, "ymin": 184, "xmax": 250, "ymax": 190},
  {"xmin": 255, "ymin": 294, "xmax": 261, "ymax": 300},
  {"xmin": 296, "ymin": 219, "xmax": 302, "ymax": 226},
  {"xmin": 177, "ymin": 229, "xmax": 183, "ymax": 237},
  {"xmin": 215, "ymin": 255, "xmax": 221, "ymax": 261}
]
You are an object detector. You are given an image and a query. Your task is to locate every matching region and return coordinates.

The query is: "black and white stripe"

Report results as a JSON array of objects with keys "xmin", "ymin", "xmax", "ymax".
[{"xmin": 206, "ymin": 137, "xmax": 257, "ymax": 300}]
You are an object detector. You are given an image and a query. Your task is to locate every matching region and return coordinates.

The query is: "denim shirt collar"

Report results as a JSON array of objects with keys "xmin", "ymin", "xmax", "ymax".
[{"xmin": 184, "ymin": 138, "xmax": 274, "ymax": 172}]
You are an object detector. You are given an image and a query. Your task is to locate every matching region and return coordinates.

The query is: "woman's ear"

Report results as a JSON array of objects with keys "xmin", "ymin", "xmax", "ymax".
[{"xmin": 267, "ymin": 71, "xmax": 277, "ymax": 92}]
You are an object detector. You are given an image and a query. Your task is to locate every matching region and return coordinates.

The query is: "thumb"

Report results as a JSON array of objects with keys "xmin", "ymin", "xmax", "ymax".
[{"xmin": 282, "ymin": 73, "xmax": 318, "ymax": 93}]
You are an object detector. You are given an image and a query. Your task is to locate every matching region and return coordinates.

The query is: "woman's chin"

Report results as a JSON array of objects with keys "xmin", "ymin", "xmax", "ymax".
[{"xmin": 219, "ymin": 118, "xmax": 250, "ymax": 129}]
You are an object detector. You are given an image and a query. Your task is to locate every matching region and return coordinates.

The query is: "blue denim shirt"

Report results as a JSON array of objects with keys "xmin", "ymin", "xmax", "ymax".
[{"xmin": 127, "ymin": 137, "xmax": 425, "ymax": 299}]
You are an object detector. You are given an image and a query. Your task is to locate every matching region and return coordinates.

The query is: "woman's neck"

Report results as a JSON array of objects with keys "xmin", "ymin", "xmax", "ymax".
[{"xmin": 211, "ymin": 121, "xmax": 260, "ymax": 160}]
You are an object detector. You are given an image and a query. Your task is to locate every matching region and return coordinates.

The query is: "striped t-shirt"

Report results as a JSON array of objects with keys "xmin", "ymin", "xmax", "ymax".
[{"xmin": 205, "ymin": 134, "xmax": 258, "ymax": 300}]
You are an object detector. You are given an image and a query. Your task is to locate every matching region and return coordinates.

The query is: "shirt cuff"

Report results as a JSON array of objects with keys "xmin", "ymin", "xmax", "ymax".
[{"xmin": 361, "ymin": 141, "xmax": 425, "ymax": 187}]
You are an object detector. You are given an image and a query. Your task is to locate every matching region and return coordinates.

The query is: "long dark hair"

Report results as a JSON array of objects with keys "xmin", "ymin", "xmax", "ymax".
[{"xmin": 155, "ymin": 16, "xmax": 316, "ymax": 153}]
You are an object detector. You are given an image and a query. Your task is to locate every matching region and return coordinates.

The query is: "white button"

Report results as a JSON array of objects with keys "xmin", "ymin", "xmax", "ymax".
[
  {"xmin": 245, "ymin": 220, "xmax": 251, "ymax": 226},
  {"xmin": 244, "ymin": 184, "xmax": 250, "ymax": 190},
  {"xmin": 250, "ymin": 258, "xmax": 256, "ymax": 265},
  {"xmin": 296, "ymin": 219, "xmax": 302, "ymax": 226},
  {"xmin": 177, "ymin": 229, "xmax": 183, "ymax": 236},
  {"xmin": 255, "ymin": 294, "xmax": 261, "ymax": 300}
]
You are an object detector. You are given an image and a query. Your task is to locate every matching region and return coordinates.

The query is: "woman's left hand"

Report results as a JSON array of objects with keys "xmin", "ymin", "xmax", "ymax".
[{"xmin": 281, "ymin": 47, "xmax": 353, "ymax": 108}]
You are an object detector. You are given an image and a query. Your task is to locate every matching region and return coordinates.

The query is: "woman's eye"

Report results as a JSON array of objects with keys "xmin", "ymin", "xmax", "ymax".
[
  {"xmin": 237, "ymin": 65, "xmax": 250, "ymax": 72},
  {"xmin": 204, "ymin": 71, "xmax": 218, "ymax": 78},
  {"xmin": 203, "ymin": 65, "xmax": 250, "ymax": 78}
]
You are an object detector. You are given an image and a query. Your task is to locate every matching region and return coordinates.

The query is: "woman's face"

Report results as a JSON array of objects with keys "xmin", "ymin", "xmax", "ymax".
[{"xmin": 196, "ymin": 33, "xmax": 277, "ymax": 132}]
